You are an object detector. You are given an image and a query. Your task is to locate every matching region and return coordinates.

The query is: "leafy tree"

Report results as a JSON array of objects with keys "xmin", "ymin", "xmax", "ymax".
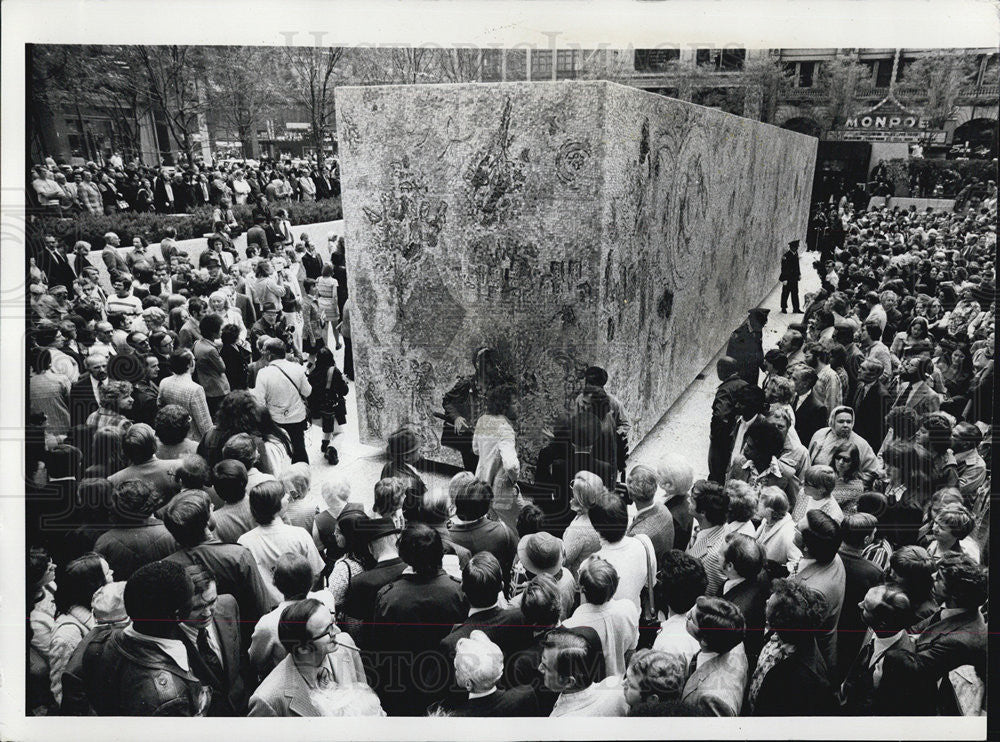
[
  {"xmin": 739, "ymin": 53, "xmax": 796, "ymax": 123},
  {"xmin": 813, "ymin": 53, "xmax": 868, "ymax": 129},
  {"xmin": 898, "ymin": 50, "xmax": 979, "ymax": 128}
]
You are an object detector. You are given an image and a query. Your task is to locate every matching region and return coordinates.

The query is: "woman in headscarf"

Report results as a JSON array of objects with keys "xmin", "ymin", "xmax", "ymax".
[{"xmin": 806, "ymin": 406, "xmax": 879, "ymax": 475}]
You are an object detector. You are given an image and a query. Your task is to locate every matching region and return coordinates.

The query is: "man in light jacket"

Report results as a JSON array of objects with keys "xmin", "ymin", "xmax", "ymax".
[{"xmin": 252, "ymin": 338, "xmax": 311, "ymax": 464}]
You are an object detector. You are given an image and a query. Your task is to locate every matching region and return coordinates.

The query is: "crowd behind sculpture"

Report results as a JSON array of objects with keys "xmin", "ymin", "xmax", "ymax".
[
  {"xmin": 28, "ymin": 152, "xmax": 341, "ymax": 217},
  {"xmin": 24, "ymin": 150, "xmax": 994, "ymax": 718}
]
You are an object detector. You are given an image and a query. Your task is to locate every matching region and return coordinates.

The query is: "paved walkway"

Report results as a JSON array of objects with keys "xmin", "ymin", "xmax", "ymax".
[{"xmin": 306, "ymin": 246, "xmax": 822, "ymax": 509}]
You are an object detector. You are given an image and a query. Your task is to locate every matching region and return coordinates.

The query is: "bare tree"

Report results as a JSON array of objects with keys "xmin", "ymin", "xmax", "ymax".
[
  {"xmin": 575, "ymin": 48, "xmax": 636, "ymax": 84},
  {"xmin": 29, "ymin": 45, "xmax": 150, "ymax": 163},
  {"xmin": 813, "ymin": 52, "xmax": 868, "ymax": 129},
  {"xmin": 205, "ymin": 46, "xmax": 284, "ymax": 158},
  {"xmin": 898, "ymin": 50, "xmax": 979, "ymax": 128},
  {"xmin": 281, "ymin": 46, "xmax": 345, "ymax": 155},
  {"xmin": 434, "ymin": 47, "xmax": 484, "ymax": 83},
  {"xmin": 127, "ymin": 45, "xmax": 208, "ymax": 165},
  {"xmin": 345, "ymin": 46, "xmax": 440, "ymax": 85}
]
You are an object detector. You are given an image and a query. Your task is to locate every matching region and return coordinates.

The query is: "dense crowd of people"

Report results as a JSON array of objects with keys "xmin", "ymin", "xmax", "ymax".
[
  {"xmin": 24, "ymin": 160, "xmax": 992, "ymax": 718},
  {"xmin": 28, "ymin": 153, "xmax": 341, "ymax": 218}
]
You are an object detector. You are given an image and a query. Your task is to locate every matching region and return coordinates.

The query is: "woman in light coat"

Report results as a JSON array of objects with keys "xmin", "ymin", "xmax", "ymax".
[
  {"xmin": 473, "ymin": 383, "xmax": 523, "ymax": 534},
  {"xmin": 754, "ymin": 486, "xmax": 801, "ymax": 572}
]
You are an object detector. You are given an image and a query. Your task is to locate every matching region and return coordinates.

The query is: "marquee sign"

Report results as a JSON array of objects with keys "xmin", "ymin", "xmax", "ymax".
[{"xmin": 835, "ymin": 93, "xmax": 944, "ymax": 143}]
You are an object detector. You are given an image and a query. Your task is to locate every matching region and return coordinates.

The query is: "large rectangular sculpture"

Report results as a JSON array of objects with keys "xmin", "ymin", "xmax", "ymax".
[{"xmin": 335, "ymin": 80, "xmax": 817, "ymax": 467}]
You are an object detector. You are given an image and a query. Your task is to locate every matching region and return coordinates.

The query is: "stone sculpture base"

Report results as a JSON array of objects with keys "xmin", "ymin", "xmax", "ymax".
[{"xmin": 335, "ymin": 80, "xmax": 817, "ymax": 467}]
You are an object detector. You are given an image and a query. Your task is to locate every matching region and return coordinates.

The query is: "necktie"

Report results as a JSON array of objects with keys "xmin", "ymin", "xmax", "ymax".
[
  {"xmin": 858, "ymin": 638, "xmax": 875, "ymax": 670},
  {"xmin": 317, "ymin": 665, "xmax": 333, "ymax": 689},
  {"xmin": 197, "ymin": 627, "xmax": 225, "ymax": 683},
  {"xmin": 688, "ymin": 653, "xmax": 699, "ymax": 677}
]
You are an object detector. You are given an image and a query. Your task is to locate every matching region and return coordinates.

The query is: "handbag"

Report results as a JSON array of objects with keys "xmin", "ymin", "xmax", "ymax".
[{"xmin": 634, "ymin": 532, "xmax": 659, "ymax": 624}]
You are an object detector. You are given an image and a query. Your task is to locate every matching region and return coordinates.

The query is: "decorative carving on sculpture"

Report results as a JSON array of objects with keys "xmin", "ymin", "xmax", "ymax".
[
  {"xmin": 555, "ymin": 141, "xmax": 592, "ymax": 187},
  {"xmin": 463, "ymin": 97, "xmax": 526, "ymax": 226},
  {"xmin": 341, "ymin": 114, "xmax": 362, "ymax": 147}
]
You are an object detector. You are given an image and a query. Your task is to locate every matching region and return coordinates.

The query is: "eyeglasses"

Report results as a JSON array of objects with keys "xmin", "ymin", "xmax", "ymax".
[{"xmin": 306, "ymin": 622, "xmax": 339, "ymax": 643}]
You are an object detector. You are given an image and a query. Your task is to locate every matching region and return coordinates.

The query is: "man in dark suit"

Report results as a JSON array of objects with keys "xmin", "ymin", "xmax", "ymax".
[
  {"xmin": 175, "ymin": 173, "xmax": 195, "ymax": 212},
  {"xmin": 440, "ymin": 630, "xmax": 540, "ymax": 716},
  {"xmin": 833, "ymin": 323, "xmax": 865, "ymax": 401},
  {"xmin": 726, "ymin": 309, "xmax": 768, "ymax": 386},
  {"xmin": 850, "ymin": 359, "xmax": 891, "ymax": 453},
  {"xmin": 446, "ymin": 481, "xmax": 518, "ymax": 588},
  {"xmin": 371, "ymin": 525, "xmax": 467, "ymax": 716},
  {"xmin": 39, "ymin": 234, "xmax": 77, "ymax": 294},
  {"xmin": 314, "ymin": 168, "xmax": 335, "ymax": 200},
  {"xmin": 161, "ymin": 491, "xmax": 276, "ymax": 647},
  {"xmin": 439, "ymin": 553, "xmax": 531, "ymax": 705},
  {"xmin": 720, "ymin": 535, "xmax": 771, "ymax": 665},
  {"xmin": 535, "ymin": 411, "xmax": 616, "ymax": 536},
  {"xmin": 193, "ymin": 174, "xmax": 212, "ymax": 207},
  {"xmin": 835, "ymin": 514, "xmax": 885, "ymax": 682},
  {"xmin": 791, "ymin": 365, "xmax": 828, "ymax": 446},
  {"xmin": 342, "ymin": 517, "xmax": 405, "ymax": 645},
  {"xmin": 69, "ymin": 354, "xmax": 108, "ymax": 429},
  {"xmin": 625, "ymin": 464, "xmax": 674, "ymax": 568},
  {"xmin": 153, "ymin": 169, "xmax": 176, "ymax": 213},
  {"xmin": 779, "ymin": 239, "xmax": 802, "ymax": 313},
  {"xmin": 100, "ymin": 233, "xmax": 130, "ymax": 285},
  {"xmin": 912, "ymin": 553, "xmax": 988, "ymax": 715},
  {"xmin": 839, "ymin": 584, "xmax": 935, "ymax": 715},
  {"xmin": 708, "ymin": 356, "xmax": 748, "ymax": 484},
  {"xmin": 178, "ymin": 565, "xmax": 250, "ymax": 715},
  {"xmin": 890, "ymin": 356, "xmax": 941, "ymax": 417}
]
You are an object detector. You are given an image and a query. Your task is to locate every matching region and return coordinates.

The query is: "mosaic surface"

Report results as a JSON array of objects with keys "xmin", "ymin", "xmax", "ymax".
[{"xmin": 335, "ymin": 81, "xmax": 816, "ymax": 467}]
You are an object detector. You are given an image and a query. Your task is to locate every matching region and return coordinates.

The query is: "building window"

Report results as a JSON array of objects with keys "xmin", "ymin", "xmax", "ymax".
[
  {"xmin": 874, "ymin": 59, "xmax": 893, "ymax": 88},
  {"xmin": 531, "ymin": 50, "xmax": 553, "ymax": 80},
  {"xmin": 505, "ymin": 50, "xmax": 527, "ymax": 81},
  {"xmin": 482, "ymin": 49, "xmax": 502, "ymax": 82},
  {"xmin": 720, "ymin": 48, "xmax": 746, "ymax": 71},
  {"xmin": 634, "ymin": 49, "xmax": 680, "ymax": 72},
  {"xmin": 784, "ymin": 61, "xmax": 818, "ymax": 88},
  {"xmin": 696, "ymin": 48, "xmax": 745, "ymax": 71},
  {"xmin": 798, "ymin": 61, "xmax": 817, "ymax": 88},
  {"xmin": 556, "ymin": 50, "xmax": 578, "ymax": 80},
  {"xmin": 981, "ymin": 53, "xmax": 999, "ymax": 86}
]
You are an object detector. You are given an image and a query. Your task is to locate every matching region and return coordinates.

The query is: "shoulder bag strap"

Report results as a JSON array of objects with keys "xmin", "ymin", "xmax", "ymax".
[{"xmin": 271, "ymin": 362, "xmax": 307, "ymax": 404}]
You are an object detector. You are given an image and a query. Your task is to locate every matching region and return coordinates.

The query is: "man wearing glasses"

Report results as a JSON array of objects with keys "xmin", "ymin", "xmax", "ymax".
[{"xmin": 248, "ymin": 598, "xmax": 383, "ymax": 717}]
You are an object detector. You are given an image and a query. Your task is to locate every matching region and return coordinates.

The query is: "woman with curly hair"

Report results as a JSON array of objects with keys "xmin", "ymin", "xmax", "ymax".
[
  {"xmin": 745, "ymin": 579, "xmax": 837, "ymax": 715},
  {"xmin": 197, "ymin": 390, "xmax": 291, "ymax": 474},
  {"xmin": 623, "ymin": 650, "xmax": 691, "ymax": 715}
]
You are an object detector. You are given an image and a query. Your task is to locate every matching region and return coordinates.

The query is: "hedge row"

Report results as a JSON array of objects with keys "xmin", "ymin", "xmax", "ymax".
[
  {"xmin": 30, "ymin": 198, "xmax": 343, "ymax": 249},
  {"xmin": 884, "ymin": 158, "xmax": 995, "ymax": 197}
]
